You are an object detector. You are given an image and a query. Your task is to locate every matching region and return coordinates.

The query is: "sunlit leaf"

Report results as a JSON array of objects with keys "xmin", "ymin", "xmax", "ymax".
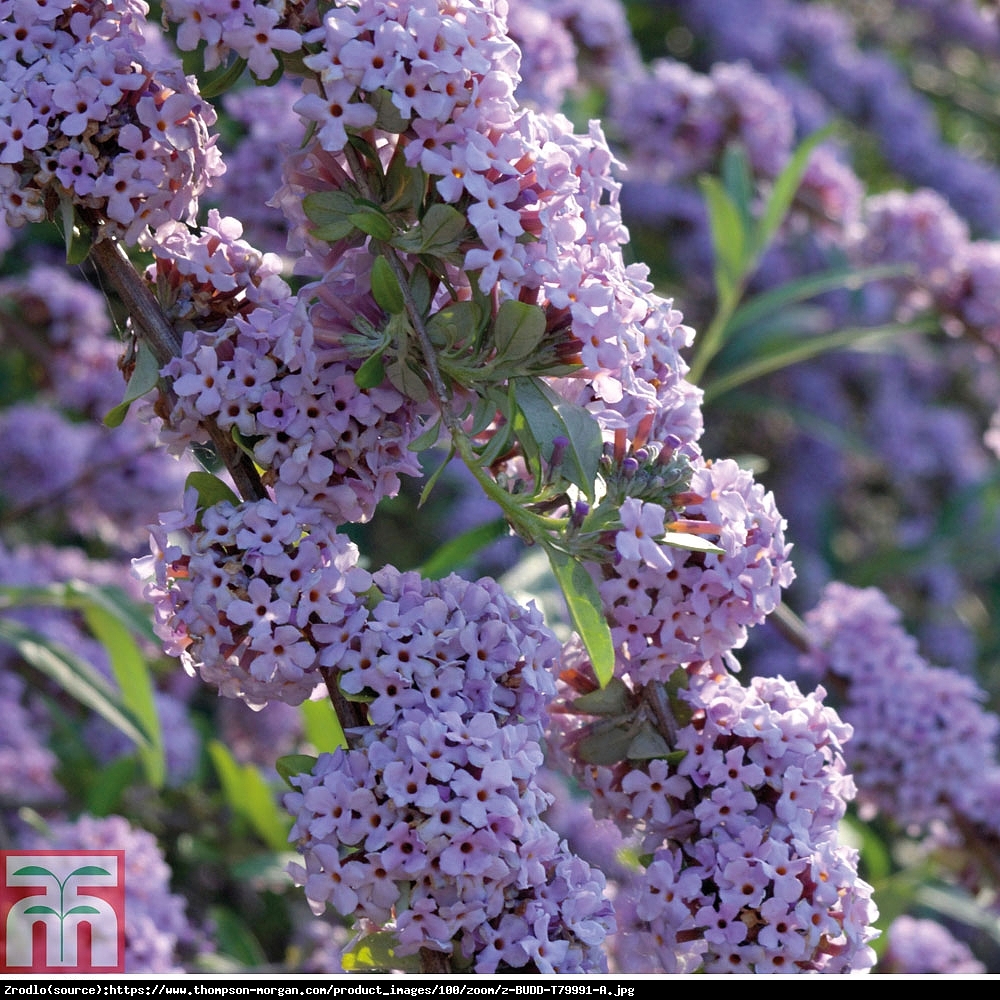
[{"xmin": 209, "ymin": 740, "xmax": 291, "ymax": 852}]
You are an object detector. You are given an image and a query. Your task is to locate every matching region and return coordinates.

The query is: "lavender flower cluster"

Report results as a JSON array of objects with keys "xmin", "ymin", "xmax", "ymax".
[
  {"xmin": 798, "ymin": 582, "xmax": 1000, "ymax": 865},
  {"xmin": 0, "ymin": 0, "xmax": 223, "ymax": 243},
  {"xmin": 286, "ymin": 569, "xmax": 613, "ymax": 972},
  {"xmin": 552, "ymin": 664, "xmax": 877, "ymax": 973}
]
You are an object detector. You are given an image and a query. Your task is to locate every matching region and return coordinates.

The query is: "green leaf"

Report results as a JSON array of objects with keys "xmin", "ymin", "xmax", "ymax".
[
  {"xmin": 341, "ymin": 932, "xmax": 421, "ymax": 973},
  {"xmin": 208, "ymin": 740, "xmax": 291, "ymax": 852},
  {"xmin": 302, "ymin": 190, "xmax": 360, "ymax": 242},
  {"xmin": 703, "ymin": 320, "xmax": 936, "ymax": 402},
  {"xmin": 509, "ymin": 377, "xmax": 603, "ymax": 499},
  {"xmin": 419, "ymin": 519, "xmax": 509, "ymax": 579},
  {"xmin": 407, "ymin": 415, "xmax": 443, "ymax": 453},
  {"xmin": 660, "ymin": 532, "xmax": 725, "ymax": 556},
  {"xmin": 24, "ymin": 906, "xmax": 58, "ymax": 916},
  {"xmin": 721, "ymin": 143, "xmax": 754, "ymax": 232},
  {"xmin": 384, "ymin": 355, "xmax": 430, "ymax": 403},
  {"xmin": 395, "ymin": 203, "xmax": 468, "ymax": 255},
  {"xmin": 185, "ymin": 471, "xmax": 240, "ymax": 512},
  {"xmin": 698, "ymin": 174, "xmax": 747, "ymax": 302},
  {"xmin": 575, "ymin": 718, "xmax": 635, "ymax": 765},
  {"xmin": 408, "ymin": 263, "xmax": 433, "ymax": 315},
  {"xmin": 60, "ymin": 196, "xmax": 91, "ymax": 266},
  {"xmin": 76, "ymin": 591, "xmax": 165, "ymax": 789},
  {"xmin": 426, "ymin": 299, "xmax": 483, "ymax": 350},
  {"xmin": 348, "ymin": 207, "xmax": 395, "ymax": 241},
  {"xmin": 276, "ymin": 754, "xmax": 319, "ymax": 788},
  {"xmin": 85, "ymin": 755, "xmax": 140, "ymax": 816},
  {"xmin": 208, "ymin": 905, "xmax": 269, "ymax": 967},
  {"xmin": 0, "ymin": 617, "xmax": 149, "ymax": 749},
  {"xmin": 571, "ymin": 677, "xmax": 634, "ymax": 716},
  {"xmin": 301, "ymin": 696, "xmax": 347, "ymax": 753},
  {"xmin": 756, "ymin": 123, "xmax": 834, "ymax": 255},
  {"xmin": 546, "ymin": 546, "xmax": 615, "ymax": 687},
  {"xmin": 199, "ymin": 56, "xmax": 248, "ymax": 99},
  {"xmin": 353, "ymin": 349, "xmax": 387, "ymax": 388},
  {"xmin": 370, "ymin": 86, "xmax": 410, "ymax": 134},
  {"xmin": 66, "ymin": 905, "xmax": 101, "ymax": 916},
  {"xmin": 370, "ymin": 254, "xmax": 406, "ymax": 315},
  {"xmin": 104, "ymin": 342, "xmax": 160, "ymax": 427},
  {"xmin": 626, "ymin": 722, "xmax": 672, "ymax": 761},
  {"xmin": 492, "ymin": 299, "xmax": 546, "ymax": 364},
  {"xmin": 725, "ymin": 262, "xmax": 915, "ymax": 338}
]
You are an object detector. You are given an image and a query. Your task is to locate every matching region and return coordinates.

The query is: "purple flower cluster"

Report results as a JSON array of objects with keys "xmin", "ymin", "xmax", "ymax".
[
  {"xmin": 21, "ymin": 814, "xmax": 211, "ymax": 973},
  {"xmin": 594, "ymin": 456, "xmax": 793, "ymax": 686},
  {"xmin": 798, "ymin": 583, "xmax": 1000, "ymax": 852},
  {"xmin": 286, "ymin": 568, "xmax": 613, "ymax": 972},
  {"xmin": 880, "ymin": 915, "xmax": 985, "ymax": 975},
  {"xmin": 554, "ymin": 668, "xmax": 877, "ymax": 974},
  {"xmin": 0, "ymin": 0, "xmax": 224, "ymax": 243},
  {"xmin": 141, "ymin": 494, "xmax": 373, "ymax": 708}
]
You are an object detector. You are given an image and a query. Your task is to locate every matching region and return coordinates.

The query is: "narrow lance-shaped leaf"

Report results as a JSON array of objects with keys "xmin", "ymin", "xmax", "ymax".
[
  {"xmin": 78, "ymin": 595, "xmax": 165, "ymax": 789},
  {"xmin": 0, "ymin": 617, "xmax": 149, "ymax": 748},
  {"xmin": 546, "ymin": 545, "xmax": 615, "ymax": 687},
  {"xmin": 698, "ymin": 174, "xmax": 748, "ymax": 303}
]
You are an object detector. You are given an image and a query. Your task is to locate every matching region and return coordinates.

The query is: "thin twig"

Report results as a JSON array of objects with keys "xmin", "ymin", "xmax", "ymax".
[{"xmin": 87, "ymin": 236, "xmax": 267, "ymax": 502}]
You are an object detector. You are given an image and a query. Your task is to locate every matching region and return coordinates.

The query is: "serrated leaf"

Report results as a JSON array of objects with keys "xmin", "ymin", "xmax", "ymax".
[
  {"xmin": 571, "ymin": 677, "xmax": 634, "ymax": 716},
  {"xmin": 661, "ymin": 532, "xmax": 725, "ymax": 556},
  {"xmin": 370, "ymin": 255, "xmax": 406, "ymax": 314},
  {"xmin": 301, "ymin": 696, "xmax": 347, "ymax": 753},
  {"xmin": 493, "ymin": 298, "xmax": 546, "ymax": 363},
  {"xmin": 276, "ymin": 754, "xmax": 319, "ymax": 788},
  {"xmin": 546, "ymin": 546, "xmax": 615, "ymax": 687},
  {"xmin": 185, "ymin": 471, "xmax": 240, "ymax": 512},
  {"xmin": 510, "ymin": 377, "xmax": 602, "ymax": 499},
  {"xmin": 104, "ymin": 342, "xmax": 160, "ymax": 427},
  {"xmin": 341, "ymin": 932, "xmax": 421, "ymax": 973}
]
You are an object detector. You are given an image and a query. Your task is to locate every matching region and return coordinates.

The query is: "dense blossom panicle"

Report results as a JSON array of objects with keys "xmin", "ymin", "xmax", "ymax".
[
  {"xmin": 140, "ymin": 494, "xmax": 373, "ymax": 708},
  {"xmin": 286, "ymin": 568, "xmax": 613, "ymax": 972},
  {"xmin": 553, "ymin": 668, "xmax": 877, "ymax": 974},
  {"xmin": 798, "ymin": 583, "xmax": 1000, "ymax": 847},
  {"xmin": 0, "ymin": 0, "xmax": 223, "ymax": 241},
  {"xmin": 0, "ymin": 672, "xmax": 62, "ymax": 807},
  {"xmin": 592, "ymin": 455, "xmax": 793, "ymax": 685},
  {"xmin": 160, "ymin": 274, "xmax": 422, "ymax": 525},
  {"xmin": 21, "ymin": 814, "xmax": 210, "ymax": 972},
  {"xmin": 880, "ymin": 916, "xmax": 986, "ymax": 974}
]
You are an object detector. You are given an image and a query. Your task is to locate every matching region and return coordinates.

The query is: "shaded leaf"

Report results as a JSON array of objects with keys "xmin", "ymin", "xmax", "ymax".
[
  {"xmin": 510, "ymin": 377, "xmax": 602, "ymax": 499},
  {"xmin": 492, "ymin": 298, "xmax": 546, "ymax": 363},
  {"xmin": 576, "ymin": 719, "xmax": 635, "ymax": 765},
  {"xmin": 0, "ymin": 617, "xmax": 148, "ymax": 749},
  {"xmin": 185, "ymin": 471, "xmax": 240, "ymax": 512},
  {"xmin": 209, "ymin": 740, "xmax": 291, "ymax": 852},
  {"xmin": 572, "ymin": 677, "xmax": 634, "ymax": 717},
  {"xmin": 302, "ymin": 190, "xmax": 359, "ymax": 242},
  {"xmin": 104, "ymin": 342, "xmax": 160, "ymax": 428},
  {"xmin": 419, "ymin": 519, "xmax": 509, "ymax": 579},
  {"xmin": 354, "ymin": 349, "xmax": 387, "ymax": 389}
]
